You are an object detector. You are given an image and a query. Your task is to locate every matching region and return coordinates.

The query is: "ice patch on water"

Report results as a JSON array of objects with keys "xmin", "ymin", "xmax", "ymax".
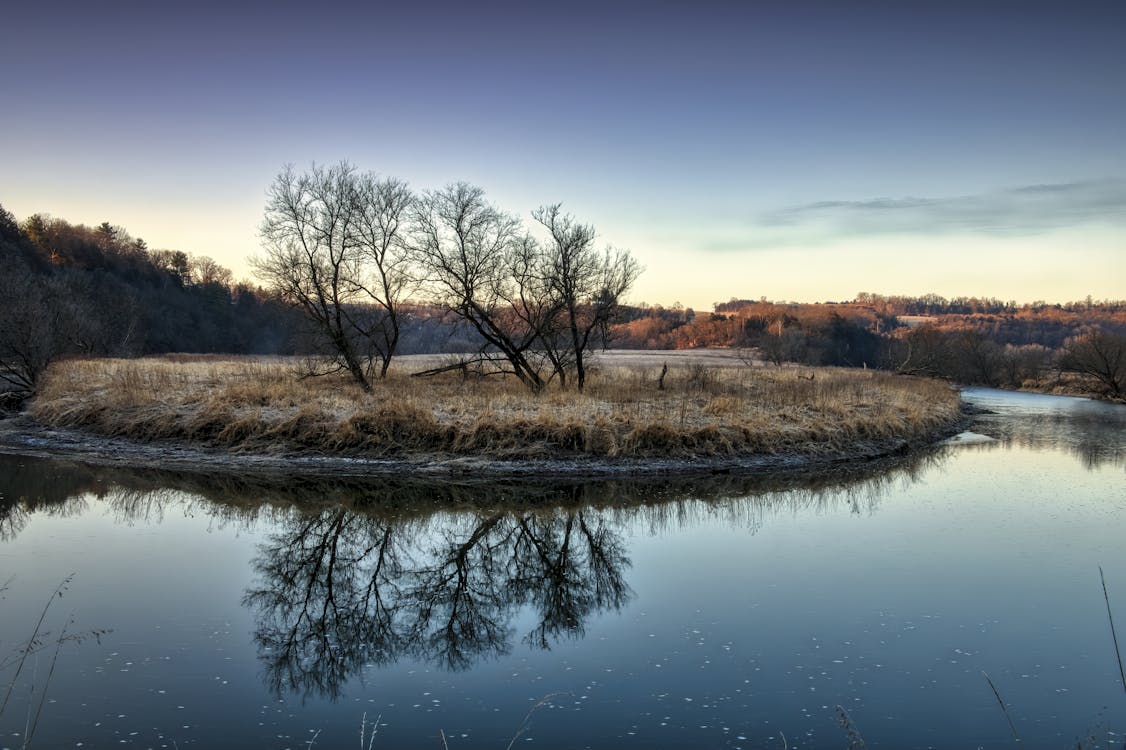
[{"xmin": 942, "ymin": 431, "xmax": 997, "ymax": 445}]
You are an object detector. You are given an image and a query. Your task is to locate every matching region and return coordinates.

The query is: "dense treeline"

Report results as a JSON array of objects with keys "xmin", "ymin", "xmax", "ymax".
[
  {"xmin": 850, "ymin": 291, "xmax": 1126, "ymax": 317},
  {"xmin": 609, "ymin": 296, "xmax": 1126, "ymax": 398},
  {"xmin": 0, "ymin": 202, "xmax": 304, "ymax": 392},
  {"xmin": 629, "ymin": 296, "xmax": 1126, "ymax": 352},
  {"xmin": 716, "ymin": 292, "xmax": 1126, "ymax": 317},
  {"xmin": 613, "ymin": 301, "xmax": 888, "ymax": 364}
]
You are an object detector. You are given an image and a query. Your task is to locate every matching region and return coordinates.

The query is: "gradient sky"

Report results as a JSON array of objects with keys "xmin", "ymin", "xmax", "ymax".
[{"xmin": 2, "ymin": 0, "xmax": 1124, "ymax": 310}]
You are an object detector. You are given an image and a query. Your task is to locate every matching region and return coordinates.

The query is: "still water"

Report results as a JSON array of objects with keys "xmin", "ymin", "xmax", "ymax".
[{"xmin": 1, "ymin": 389, "xmax": 1124, "ymax": 749}]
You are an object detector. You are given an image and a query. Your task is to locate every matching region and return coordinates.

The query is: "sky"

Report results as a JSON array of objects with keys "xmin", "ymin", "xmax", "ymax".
[{"xmin": 2, "ymin": 0, "xmax": 1124, "ymax": 310}]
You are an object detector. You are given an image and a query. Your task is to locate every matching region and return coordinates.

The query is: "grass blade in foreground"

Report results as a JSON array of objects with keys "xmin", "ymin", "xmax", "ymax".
[
  {"xmin": 1100, "ymin": 566, "xmax": 1126, "ymax": 696},
  {"xmin": 982, "ymin": 670, "xmax": 1021, "ymax": 742}
]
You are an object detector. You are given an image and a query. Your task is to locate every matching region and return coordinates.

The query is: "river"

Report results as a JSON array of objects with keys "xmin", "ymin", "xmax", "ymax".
[{"xmin": 1, "ymin": 388, "xmax": 1123, "ymax": 749}]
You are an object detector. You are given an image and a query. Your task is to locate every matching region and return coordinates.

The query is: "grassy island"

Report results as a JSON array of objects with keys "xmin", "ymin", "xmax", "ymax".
[{"xmin": 26, "ymin": 353, "xmax": 963, "ymax": 466}]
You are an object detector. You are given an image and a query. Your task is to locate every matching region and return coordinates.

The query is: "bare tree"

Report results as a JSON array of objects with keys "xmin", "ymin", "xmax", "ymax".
[
  {"xmin": 255, "ymin": 163, "xmax": 414, "ymax": 390},
  {"xmin": 890, "ymin": 325, "xmax": 949, "ymax": 377},
  {"xmin": 1059, "ymin": 329, "xmax": 1126, "ymax": 398},
  {"xmin": 0, "ymin": 260, "xmax": 95, "ymax": 396},
  {"xmin": 188, "ymin": 255, "xmax": 234, "ymax": 287},
  {"xmin": 0, "ymin": 260, "xmax": 58, "ymax": 394},
  {"xmin": 352, "ymin": 176, "xmax": 415, "ymax": 379},
  {"xmin": 501, "ymin": 233, "xmax": 565, "ymax": 383},
  {"xmin": 411, "ymin": 183, "xmax": 552, "ymax": 390},
  {"xmin": 534, "ymin": 204, "xmax": 641, "ymax": 390}
]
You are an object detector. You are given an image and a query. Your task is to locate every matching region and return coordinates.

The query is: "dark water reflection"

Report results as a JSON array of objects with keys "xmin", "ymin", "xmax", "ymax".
[
  {"xmin": 0, "ymin": 449, "xmax": 947, "ymax": 706},
  {"xmin": 1, "ymin": 389, "xmax": 1124, "ymax": 748},
  {"xmin": 962, "ymin": 387, "xmax": 1126, "ymax": 469},
  {"xmin": 0, "ymin": 443, "xmax": 947, "ymax": 545},
  {"xmin": 246, "ymin": 507, "xmax": 632, "ymax": 698}
]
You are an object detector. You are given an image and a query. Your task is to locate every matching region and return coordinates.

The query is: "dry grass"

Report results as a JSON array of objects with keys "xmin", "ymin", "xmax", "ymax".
[{"xmin": 29, "ymin": 355, "xmax": 962, "ymax": 460}]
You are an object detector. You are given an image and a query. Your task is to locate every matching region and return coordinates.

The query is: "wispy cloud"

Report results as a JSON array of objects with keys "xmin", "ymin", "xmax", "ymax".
[{"xmin": 760, "ymin": 179, "xmax": 1126, "ymax": 237}]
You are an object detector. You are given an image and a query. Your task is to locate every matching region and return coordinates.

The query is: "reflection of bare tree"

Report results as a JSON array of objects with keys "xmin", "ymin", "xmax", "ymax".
[
  {"xmin": 2, "ymin": 445, "xmax": 953, "ymax": 701},
  {"xmin": 512, "ymin": 513, "xmax": 630, "ymax": 650},
  {"xmin": 244, "ymin": 509, "xmax": 409, "ymax": 698},
  {"xmin": 0, "ymin": 501, "xmax": 27, "ymax": 542},
  {"xmin": 243, "ymin": 507, "xmax": 632, "ymax": 698},
  {"xmin": 407, "ymin": 513, "xmax": 515, "ymax": 670}
]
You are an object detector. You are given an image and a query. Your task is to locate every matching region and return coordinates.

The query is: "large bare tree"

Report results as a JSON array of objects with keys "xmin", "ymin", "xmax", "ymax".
[
  {"xmin": 534, "ymin": 204, "xmax": 642, "ymax": 390},
  {"xmin": 255, "ymin": 163, "xmax": 414, "ymax": 389},
  {"xmin": 257, "ymin": 170, "xmax": 642, "ymax": 393},
  {"xmin": 411, "ymin": 183, "xmax": 555, "ymax": 390}
]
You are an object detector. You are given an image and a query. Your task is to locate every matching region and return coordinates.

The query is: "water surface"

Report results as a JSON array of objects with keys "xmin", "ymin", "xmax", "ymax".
[{"xmin": 1, "ymin": 388, "xmax": 1124, "ymax": 748}]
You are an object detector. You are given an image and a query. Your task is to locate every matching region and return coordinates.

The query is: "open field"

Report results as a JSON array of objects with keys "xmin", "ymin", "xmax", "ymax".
[{"xmin": 23, "ymin": 352, "xmax": 963, "ymax": 467}]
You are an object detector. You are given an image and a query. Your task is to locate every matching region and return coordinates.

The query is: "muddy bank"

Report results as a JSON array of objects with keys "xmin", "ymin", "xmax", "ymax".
[{"xmin": 0, "ymin": 410, "xmax": 970, "ymax": 482}]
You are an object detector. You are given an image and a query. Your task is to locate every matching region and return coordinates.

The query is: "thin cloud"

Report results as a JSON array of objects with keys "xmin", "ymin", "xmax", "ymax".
[
  {"xmin": 699, "ymin": 234, "xmax": 833, "ymax": 252},
  {"xmin": 761, "ymin": 179, "xmax": 1126, "ymax": 236}
]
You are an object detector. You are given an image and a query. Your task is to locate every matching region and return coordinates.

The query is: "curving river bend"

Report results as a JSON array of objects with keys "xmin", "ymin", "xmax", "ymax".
[{"xmin": 1, "ymin": 388, "xmax": 1124, "ymax": 749}]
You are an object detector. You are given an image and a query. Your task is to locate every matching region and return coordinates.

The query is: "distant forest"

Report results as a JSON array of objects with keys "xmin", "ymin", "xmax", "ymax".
[
  {"xmin": 2, "ymin": 202, "xmax": 1123, "ymax": 398},
  {"xmin": 0, "ymin": 203, "xmax": 485, "ymax": 391},
  {"xmin": 615, "ymin": 294, "xmax": 1126, "ymax": 358},
  {"xmin": 611, "ymin": 295, "xmax": 1126, "ymax": 396},
  {"xmin": 0, "ymin": 206, "xmax": 299, "ymax": 358}
]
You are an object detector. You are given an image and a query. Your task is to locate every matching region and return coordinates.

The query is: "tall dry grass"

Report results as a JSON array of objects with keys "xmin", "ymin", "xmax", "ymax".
[{"xmin": 29, "ymin": 356, "xmax": 962, "ymax": 460}]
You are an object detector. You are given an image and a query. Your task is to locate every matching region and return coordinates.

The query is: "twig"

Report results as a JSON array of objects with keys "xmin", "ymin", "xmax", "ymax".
[
  {"xmin": 439, "ymin": 729, "xmax": 449, "ymax": 749},
  {"xmin": 25, "ymin": 614, "xmax": 72, "ymax": 747},
  {"xmin": 505, "ymin": 692, "xmax": 570, "ymax": 750},
  {"xmin": 305, "ymin": 728, "xmax": 321, "ymax": 748},
  {"xmin": 22, "ymin": 679, "xmax": 33, "ymax": 750},
  {"xmin": 360, "ymin": 712, "xmax": 381, "ymax": 750},
  {"xmin": 1100, "ymin": 566, "xmax": 1126, "ymax": 695},
  {"xmin": 835, "ymin": 705, "xmax": 868, "ymax": 750},
  {"xmin": 0, "ymin": 574, "xmax": 74, "ymax": 718},
  {"xmin": 982, "ymin": 671, "xmax": 1020, "ymax": 741}
]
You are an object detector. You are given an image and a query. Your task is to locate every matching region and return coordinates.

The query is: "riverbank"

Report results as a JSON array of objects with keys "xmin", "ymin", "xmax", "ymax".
[
  {"xmin": 1, "ymin": 354, "xmax": 965, "ymax": 478},
  {"xmin": 1012, "ymin": 371, "xmax": 1126, "ymax": 404}
]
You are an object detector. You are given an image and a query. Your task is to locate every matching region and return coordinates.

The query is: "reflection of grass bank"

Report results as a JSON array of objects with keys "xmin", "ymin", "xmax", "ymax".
[
  {"xmin": 1, "ymin": 444, "xmax": 950, "ymax": 550},
  {"xmin": 29, "ymin": 356, "xmax": 962, "ymax": 463}
]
